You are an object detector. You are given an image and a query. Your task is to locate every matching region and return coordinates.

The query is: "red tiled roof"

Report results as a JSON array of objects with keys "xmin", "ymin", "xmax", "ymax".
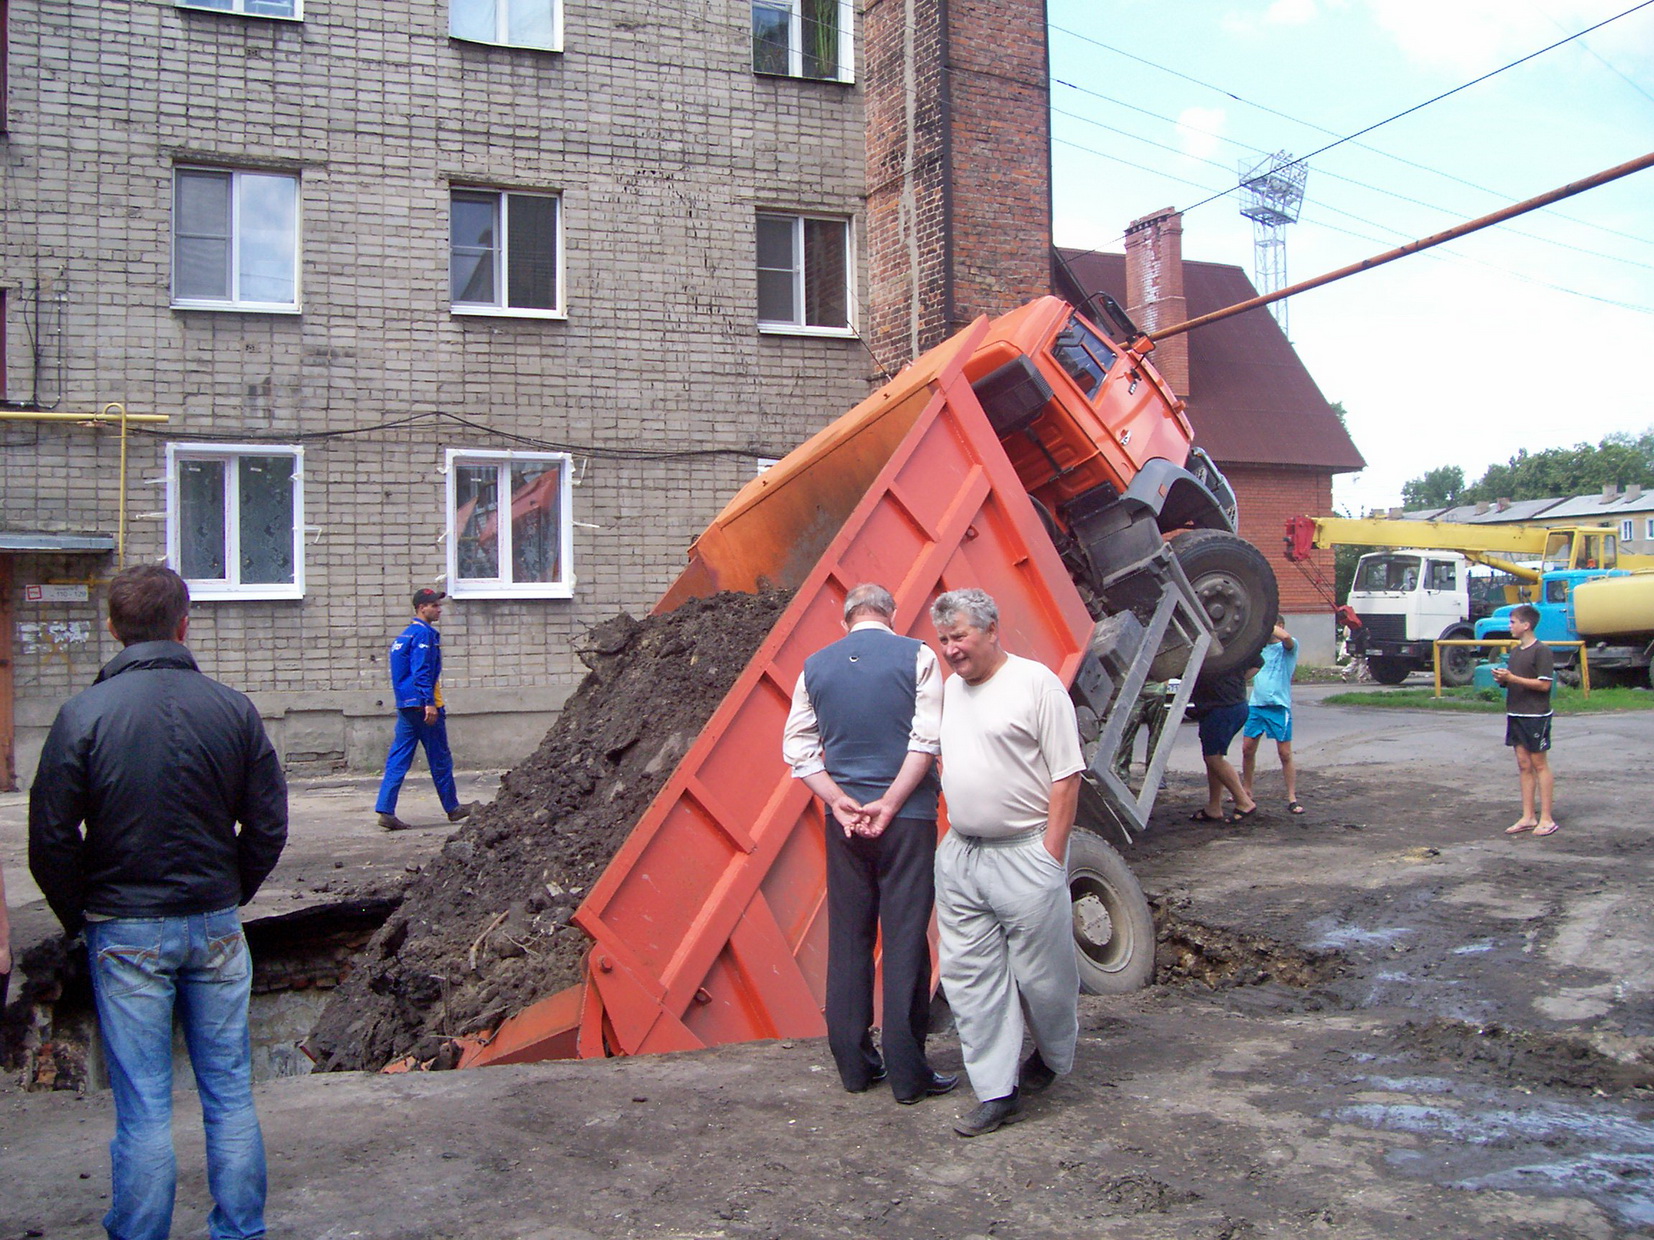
[{"xmin": 1055, "ymin": 249, "xmax": 1366, "ymax": 473}]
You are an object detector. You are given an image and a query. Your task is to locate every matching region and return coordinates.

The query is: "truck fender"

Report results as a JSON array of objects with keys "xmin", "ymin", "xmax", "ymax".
[{"xmin": 1121, "ymin": 458, "xmax": 1234, "ymax": 534}]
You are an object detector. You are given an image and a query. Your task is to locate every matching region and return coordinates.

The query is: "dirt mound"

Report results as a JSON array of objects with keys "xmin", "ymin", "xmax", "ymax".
[
  {"xmin": 306, "ymin": 590, "xmax": 791, "ymax": 1072},
  {"xmin": 1395, "ymin": 1018, "xmax": 1654, "ymax": 1094},
  {"xmin": 1153, "ymin": 900, "xmax": 1341, "ymax": 990}
]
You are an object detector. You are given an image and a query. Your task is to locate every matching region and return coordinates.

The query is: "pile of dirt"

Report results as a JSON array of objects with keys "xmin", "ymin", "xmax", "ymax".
[
  {"xmin": 306, "ymin": 590, "xmax": 791, "ymax": 1072},
  {"xmin": 1152, "ymin": 899, "xmax": 1341, "ymax": 990},
  {"xmin": 1396, "ymin": 1018, "xmax": 1654, "ymax": 1094}
]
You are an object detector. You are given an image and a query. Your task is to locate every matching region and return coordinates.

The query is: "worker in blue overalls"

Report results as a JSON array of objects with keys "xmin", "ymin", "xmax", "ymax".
[{"xmin": 375, "ymin": 588, "xmax": 472, "ymax": 830}]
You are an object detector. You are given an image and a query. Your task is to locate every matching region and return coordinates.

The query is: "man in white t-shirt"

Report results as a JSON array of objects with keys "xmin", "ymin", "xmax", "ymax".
[{"xmin": 930, "ymin": 588, "xmax": 1085, "ymax": 1137}]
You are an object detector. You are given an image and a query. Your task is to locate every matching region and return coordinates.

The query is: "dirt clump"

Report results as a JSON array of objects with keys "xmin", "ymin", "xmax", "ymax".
[
  {"xmin": 1153, "ymin": 899, "xmax": 1340, "ymax": 990},
  {"xmin": 306, "ymin": 590, "xmax": 791, "ymax": 1072},
  {"xmin": 1395, "ymin": 1017, "xmax": 1654, "ymax": 1094}
]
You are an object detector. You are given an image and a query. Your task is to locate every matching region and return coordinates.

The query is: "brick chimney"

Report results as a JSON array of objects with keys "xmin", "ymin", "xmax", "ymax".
[
  {"xmin": 1123, "ymin": 209, "xmax": 1189, "ymax": 396},
  {"xmin": 864, "ymin": 0, "xmax": 1052, "ymax": 370}
]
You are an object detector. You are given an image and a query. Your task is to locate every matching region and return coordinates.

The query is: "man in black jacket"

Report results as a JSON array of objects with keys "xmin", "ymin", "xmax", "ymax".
[{"xmin": 30, "ymin": 564, "xmax": 287, "ymax": 1240}]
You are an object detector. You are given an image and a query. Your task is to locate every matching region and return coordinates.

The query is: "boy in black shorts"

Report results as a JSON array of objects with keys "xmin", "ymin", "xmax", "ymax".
[{"xmin": 1493, "ymin": 604, "xmax": 1558, "ymax": 837}]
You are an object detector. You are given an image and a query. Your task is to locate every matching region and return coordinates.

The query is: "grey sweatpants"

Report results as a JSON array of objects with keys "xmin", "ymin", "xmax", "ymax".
[{"xmin": 935, "ymin": 829, "xmax": 1080, "ymax": 1101}]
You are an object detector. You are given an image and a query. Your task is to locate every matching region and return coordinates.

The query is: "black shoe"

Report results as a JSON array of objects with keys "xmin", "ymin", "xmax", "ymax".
[
  {"xmin": 1019, "ymin": 1049, "xmax": 1057, "ymax": 1095},
  {"xmin": 447, "ymin": 803, "xmax": 478, "ymax": 823},
  {"xmin": 378, "ymin": 812, "xmax": 414, "ymax": 832},
  {"xmin": 843, "ymin": 1060, "xmax": 886, "ymax": 1093},
  {"xmin": 954, "ymin": 1093, "xmax": 1023, "ymax": 1137},
  {"xmin": 896, "ymin": 1071, "xmax": 960, "ymax": 1105}
]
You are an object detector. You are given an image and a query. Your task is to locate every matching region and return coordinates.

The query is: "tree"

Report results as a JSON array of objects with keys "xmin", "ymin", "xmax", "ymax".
[
  {"xmin": 1405, "ymin": 429, "xmax": 1654, "ymax": 505},
  {"xmin": 1401, "ymin": 465, "xmax": 1465, "ymax": 510}
]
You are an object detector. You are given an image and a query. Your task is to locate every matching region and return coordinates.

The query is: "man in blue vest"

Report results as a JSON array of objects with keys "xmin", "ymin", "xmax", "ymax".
[
  {"xmin": 782, "ymin": 583, "xmax": 957, "ymax": 1104},
  {"xmin": 375, "ymin": 588, "xmax": 472, "ymax": 831}
]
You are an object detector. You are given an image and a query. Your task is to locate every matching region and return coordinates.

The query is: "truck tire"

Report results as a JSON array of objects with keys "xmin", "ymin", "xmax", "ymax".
[
  {"xmin": 1067, "ymin": 829, "xmax": 1156, "ymax": 995},
  {"xmin": 1367, "ymin": 656, "xmax": 1410, "ymax": 685},
  {"xmin": 1172, "ymin": 529, "xmax": 1279, "ymax": 675},
  {"xmin": 1440, "ymin": 628, "xmax": 1477, "ymax": 688}
]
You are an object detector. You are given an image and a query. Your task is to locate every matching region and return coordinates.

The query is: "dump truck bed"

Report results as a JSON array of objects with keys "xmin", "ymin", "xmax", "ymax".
[{"xmin": 458, "ymin": 316, "xmax": 1095, "ymax": 1065}]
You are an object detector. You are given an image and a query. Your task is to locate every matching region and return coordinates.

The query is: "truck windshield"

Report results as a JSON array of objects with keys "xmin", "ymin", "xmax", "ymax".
[
  {"xmin": 1355, "ymin": 554, "xmax": 1422, "ymax": 592},
  {"xmin": 1052, "ymin": 317, "xmax": 1119, "ymax": 397}
]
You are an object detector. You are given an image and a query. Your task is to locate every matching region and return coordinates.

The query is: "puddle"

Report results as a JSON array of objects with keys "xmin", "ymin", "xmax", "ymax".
[
  {"xmin": 1331, "ymin": 1069, "xmax": 1654, "ymax": 1229},
  {"xmin": 1304, "ymin": 917, "xmax": 1410, "ymax": 950}
]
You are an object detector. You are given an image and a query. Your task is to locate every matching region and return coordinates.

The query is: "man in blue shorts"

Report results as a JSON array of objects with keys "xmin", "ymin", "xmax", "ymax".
[
  {"xmin": 1242, "ymin": 618, "xmax": 1301, "ymax": 814},
  {"xmin": 1494, "ymin": 604, "xmax": 1558, "ymax": 837},
  {"xmin": 1189, "ymin": 663, "xmax": 1259, "ymax": 823}
]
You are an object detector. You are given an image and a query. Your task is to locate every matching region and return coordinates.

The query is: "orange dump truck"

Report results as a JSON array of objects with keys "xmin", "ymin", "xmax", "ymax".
[{"xmin": 454, "ymin": 298, "xmax": 1276, "ymax": 1067}]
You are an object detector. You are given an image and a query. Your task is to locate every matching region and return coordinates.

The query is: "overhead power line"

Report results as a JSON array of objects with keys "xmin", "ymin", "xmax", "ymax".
[{"xmin": 1049, "ymin": 0, "xmax": 1654, "ymax": 248}]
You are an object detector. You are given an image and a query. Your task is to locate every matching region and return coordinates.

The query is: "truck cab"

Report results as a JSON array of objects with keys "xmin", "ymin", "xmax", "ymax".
[
  {"xmin": 1346, "ymin": 549, "xmax": 1484, "ymax": 684},
  {"xmin": 1475, "ymin": 568, "xmax": 1627, "ymax": 645}
]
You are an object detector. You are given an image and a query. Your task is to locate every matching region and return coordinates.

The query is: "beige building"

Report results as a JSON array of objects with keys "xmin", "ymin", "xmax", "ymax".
[{"xmin": 1, "ymin": 0, "xmax": 874, "ymax": 787}]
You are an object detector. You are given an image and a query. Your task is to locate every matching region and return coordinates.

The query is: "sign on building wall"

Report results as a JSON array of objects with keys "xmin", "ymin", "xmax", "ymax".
[{"xmin": 24, "ymin": 584, "xmax": 92, "ymax": 603}]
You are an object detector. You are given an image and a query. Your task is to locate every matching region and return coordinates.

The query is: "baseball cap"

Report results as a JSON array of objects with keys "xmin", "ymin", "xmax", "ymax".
[{"xmin": 412, "ymin": 588, "xmax": 446, "ymax": 607}]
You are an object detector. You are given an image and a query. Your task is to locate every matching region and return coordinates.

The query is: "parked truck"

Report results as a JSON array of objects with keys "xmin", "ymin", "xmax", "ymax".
[
  {"xmin": 442, "ymin": 298, "xmax": 1277, "ymax": 1067},
  {"xmin": 1476, "ymin": 569, "xmax": 1654, "ymax": 687},
  {"xmin": 1284, "ymin": 516, "xmax": 1643, "ymax": 686}
]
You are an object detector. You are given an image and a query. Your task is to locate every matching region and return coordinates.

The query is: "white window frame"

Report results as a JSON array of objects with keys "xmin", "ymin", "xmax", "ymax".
[
  {"xmin": 450, "ymin": 0, "xmax": 562, "ymax": 51},
  {"xmin": 171, "ymin": 167, "xmax": 302, "ymax": 313},
  {"xmin": 446, "ymin": 449, "xmax": 574, "ymax": 599},
  {"xmin": 165, "ymin": 443, "xmax": 305, "ymax": 601},
  {"xmin": 176, "ymin": 0, "xmax": 303, "ymax": 20},
  {"xmin": 1621, "ymin": 519, "xmax": 1636, "ymax": 542},
  {"xmin": 449, "ymin": 188, "xmax": 566, "ymax": 319},
  {"xmin": 1645, "ymin": 517, "xmax": 1654, "ymax": 541},
  {"xmin": 756, "ymin": 211, "xmax": 854, "ymax": 337},
  {"xmin": 752, "ymin": 0, "xmax": 854, "ymax": 82}
]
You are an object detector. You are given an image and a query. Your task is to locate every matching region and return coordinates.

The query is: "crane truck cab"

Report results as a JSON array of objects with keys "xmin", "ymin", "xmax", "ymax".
[{"xmin": 1345, "ymin": 549, "xmax": 1510, "ymax": 685}]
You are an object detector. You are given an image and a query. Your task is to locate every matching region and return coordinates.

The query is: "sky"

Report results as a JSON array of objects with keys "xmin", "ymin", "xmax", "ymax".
[{"xmin": 1046, "ymin": 0, "xmax": 1654, "ymax": 515}]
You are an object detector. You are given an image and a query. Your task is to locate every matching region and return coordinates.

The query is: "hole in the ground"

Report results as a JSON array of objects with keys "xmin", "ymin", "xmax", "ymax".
[
  {"xmin": 1, "ymin": 898, "xmax": 398, "ymax": 1092},
  {"xmin": 1153, "ymin": 900, "xmax": 1342, "ymax": 989}
]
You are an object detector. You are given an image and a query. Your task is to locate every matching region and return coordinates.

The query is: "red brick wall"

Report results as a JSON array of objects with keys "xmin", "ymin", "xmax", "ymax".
[
  {"xmin": 1123, "ymin": 210, "xmax": 1189, "ymax": 396},
  {"xmin": 1224, "ymin": 463, "xmax": 1335, "ymax": 615},
  {"xmin": 946, "ymin": 0, "xmax": 1052, "ymax": 329},
  {"xmin": 864, "ymin": 0, "xmax": 948, "ymax": 369},
  {"xmin": 864, "ymin": 0, "xmax": 1051, "ymax": 369}
]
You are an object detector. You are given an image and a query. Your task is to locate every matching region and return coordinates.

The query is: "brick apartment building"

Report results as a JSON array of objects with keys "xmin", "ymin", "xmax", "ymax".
[
  {"xmin": 0, "ymin": 0, "xmax": 1056, "ymax": 789},
  {"xmin": 1057, "ymin": 212, "xmax": 1367, "ymax": 664}
]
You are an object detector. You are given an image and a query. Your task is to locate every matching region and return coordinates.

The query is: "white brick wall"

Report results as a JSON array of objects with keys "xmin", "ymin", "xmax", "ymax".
[{"xmin": 2, "ymin": 0, "xmax": 873, "ymax": 783}]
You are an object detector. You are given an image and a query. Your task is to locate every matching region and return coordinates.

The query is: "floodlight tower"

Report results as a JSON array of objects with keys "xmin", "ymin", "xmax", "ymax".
[{"xmin": 1238, "ymin": 152, "xmax": 1308, "ymax": 338}]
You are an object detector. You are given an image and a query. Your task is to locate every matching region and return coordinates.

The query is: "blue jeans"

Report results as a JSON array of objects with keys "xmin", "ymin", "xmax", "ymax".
[
  {"xmin": 86, "ymin": 908, "xmax": 266, "ymax": 1240},
  {"xmin": 375, "ymin": 706, "xmax": 459, "ymax": 814}
]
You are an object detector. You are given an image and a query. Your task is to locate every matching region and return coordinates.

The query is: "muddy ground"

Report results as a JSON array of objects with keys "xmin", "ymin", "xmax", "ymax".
[{"xmin": 3, "ymin": 691, "xmax": 1653, "ymax": 1238}]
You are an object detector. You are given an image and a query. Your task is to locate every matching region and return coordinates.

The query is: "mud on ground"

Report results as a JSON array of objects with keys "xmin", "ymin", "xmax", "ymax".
[{"xmin": 306, "ymin": 591, "xmax": 790, "ymax": 1072}]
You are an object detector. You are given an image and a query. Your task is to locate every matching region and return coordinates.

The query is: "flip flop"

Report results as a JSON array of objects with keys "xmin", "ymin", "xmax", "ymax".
[
  {"xmin": 1533, "ymin": 822, "xmax": 1561, "ymax": 837},
  {"xmin": 1229, "ymin": 806, "xmax": 1259, "ymax": 822},
  {"xmin": 1189, "ymin": 809, "xmax": 1227, "ymax": 823},
  {"xmin": 1287, "ymin": 801, "xmax": 1305, "ymax": 815},
  {"xmin": 1504, "ymin": 821, "xmax": 1537, "ymax": 835}
]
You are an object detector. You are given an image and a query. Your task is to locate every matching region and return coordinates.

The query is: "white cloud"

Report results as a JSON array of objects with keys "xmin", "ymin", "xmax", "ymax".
[
  {"xmin": 1176, "ymin": 106, "xmax": 1229, "ymax": 161},
  {"xmin": 1266, "ymin": 0, "xmax": 1320, "ymax": 25},
  {"xmin": 1361, "ymin": 0, "xmax": 1641, "ymax": 73}
]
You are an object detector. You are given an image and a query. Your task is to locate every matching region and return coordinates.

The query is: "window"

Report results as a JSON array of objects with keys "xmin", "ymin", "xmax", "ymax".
[
  {"xmin": 450, "ymin": 189, "xmax": 563, "ymax": 316},
  {"xmin": 1355, "ymin": 555, "xmax": 1419, "ymax": 593},
  {"xmin": 447, "ymin": 451, "xmax": 573, "ymax": 598},
  {"xmin": 167, "ymin": 445, "xmax": 304, "ymax": 600},
  {"xmin": 451, "ymin": 0, "xmax": 560, "ymax": 50},
  {"xmin": 1645, "ymin": 518, "xmax": 1654, "ymax": 541},
  {"xmin": 1621, "ymin": 519, "xmax": 1635, "ymax": 543},
  {"xmin": 173, "ymin": 168, "xmax": 300, "ymax": 311},
  {"xmin": 1052, "ymin": 316, "xmax": 1119, "ymax": 397},
  {"xmin": 756, "ymin": 212, "xmax": 850, "ymax": 333},
  {"xmin": 177, "ymin": 0, "xmax": 301, "ymax": 19},
  {"xmin": 1426, "ymin": 560, "xmax": 1457, "ymax": 591},
  {"xmin": 752, "ymin": 0, "xmax": 852, "ymax": 81}
]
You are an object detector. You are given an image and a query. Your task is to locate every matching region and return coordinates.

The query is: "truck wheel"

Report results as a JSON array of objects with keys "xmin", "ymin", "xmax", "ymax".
[
  {"xmin": 1440, "ymin": 631, "xmax": 1477, "ymax": 688},
  {"xmin": 1068, "ymin": 830, "xmax": 1156, "ymax": 995},
  {"xmin": 1367, "ymin": 657, "xmax": 1410, "ymax": 685},
  {"xmin": 1172, "ymin": 529, "xmax": 1279, "ymax": 675}
]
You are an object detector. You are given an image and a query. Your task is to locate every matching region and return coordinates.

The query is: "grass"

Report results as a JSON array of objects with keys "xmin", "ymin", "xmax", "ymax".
[{"xmin": 1321, "ymin": 685, "xmax": 1654, "ymax": 713}]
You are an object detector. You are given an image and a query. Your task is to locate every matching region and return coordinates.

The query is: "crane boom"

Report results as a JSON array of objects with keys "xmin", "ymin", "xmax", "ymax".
[{"xmin": 1283, "ymin": 516, "xmax": 1650, "ymax": 575}]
